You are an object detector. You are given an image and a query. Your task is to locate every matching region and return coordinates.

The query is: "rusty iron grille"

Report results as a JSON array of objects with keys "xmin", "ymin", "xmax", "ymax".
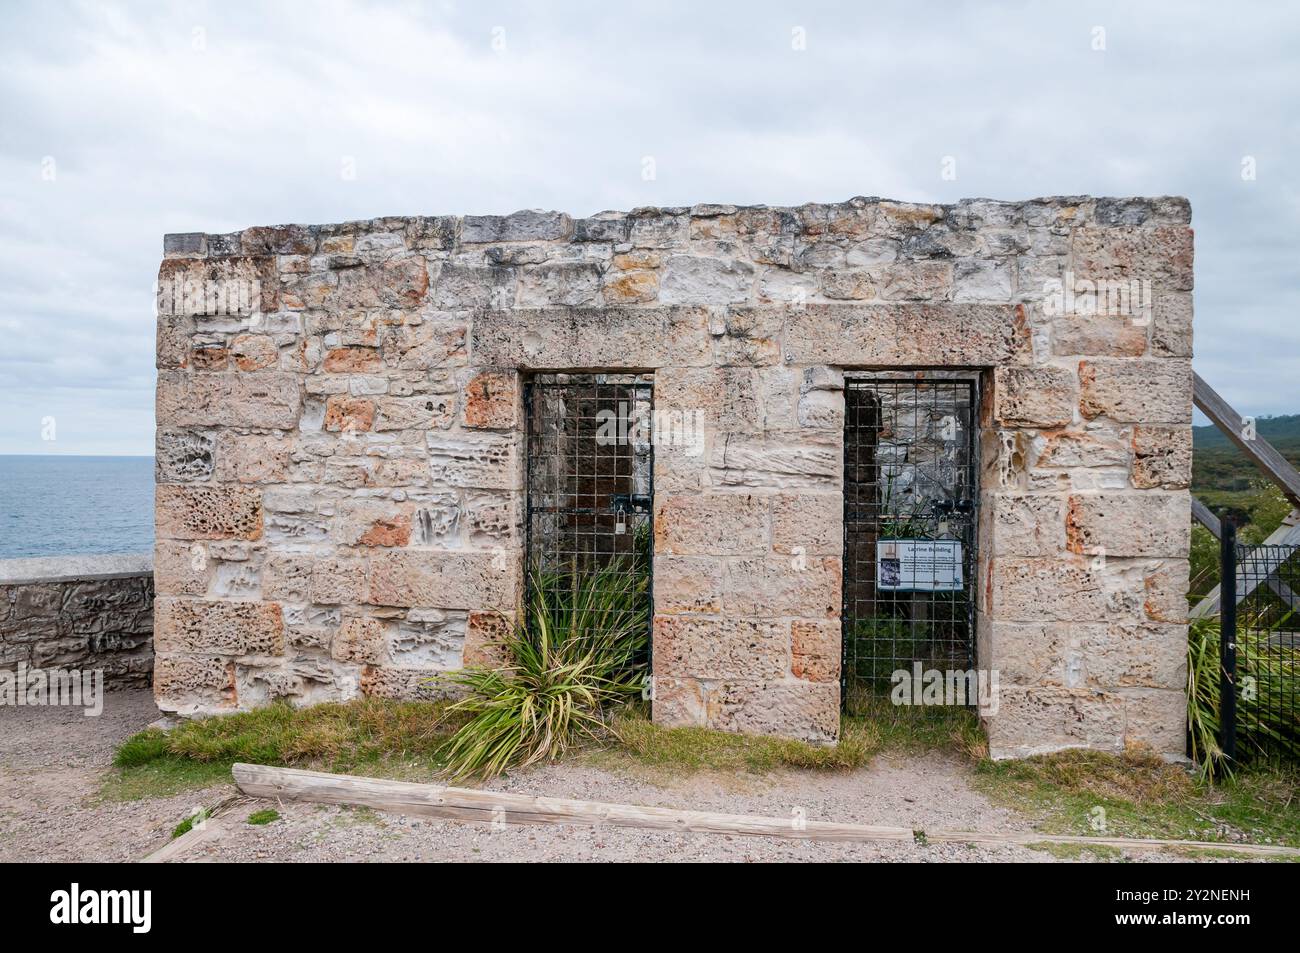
[
  {"xmin": 842, "ymin": 375, "xmax": 980, "ymax": 704},
  {"xmin": 524, "ymin": 373, "xmax": 654, "ymax": 663}
]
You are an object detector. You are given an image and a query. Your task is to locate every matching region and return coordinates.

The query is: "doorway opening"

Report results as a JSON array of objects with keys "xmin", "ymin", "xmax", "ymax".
[{"xmin": 842, "ymin": 373, "xmax": 980, "ymax": 704}]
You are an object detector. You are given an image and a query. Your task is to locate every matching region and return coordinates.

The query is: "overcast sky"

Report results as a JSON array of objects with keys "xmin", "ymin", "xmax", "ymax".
[{"xmin": 1, "ymin": 0, "xmax": 1297, "ymax": 455}]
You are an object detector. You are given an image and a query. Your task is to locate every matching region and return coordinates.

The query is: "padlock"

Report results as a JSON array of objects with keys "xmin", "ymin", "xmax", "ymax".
[{"xmin": 615, "ymin": 506, "xmax": 627, "ymax": 535}]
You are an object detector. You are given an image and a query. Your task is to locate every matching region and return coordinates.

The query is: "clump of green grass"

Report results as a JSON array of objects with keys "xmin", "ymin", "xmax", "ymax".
[
  {"xmin": 605, "ymin": 708, "xmax": 878, "ymax": 774},
  {"xmin": 975, "ymin": 746, "xmax": 1300, "ymax": 848},
  {"xmin": 171, "ymin": 810, "xmax": 207, "ymax": 840},
  {"xmin": 436, "ymin": 562, "xmax": 649, "ymax": 780},
  {"xmin": 107, "ymin": 698, "xmax": 462, "ymax": 801},
  {"xmin": 845, "ymin": 685, "xmax": 987, "ymax": 759},
  {"xmin": 246, "ymin": 808, "xmax": 280, "ymax": 825}
]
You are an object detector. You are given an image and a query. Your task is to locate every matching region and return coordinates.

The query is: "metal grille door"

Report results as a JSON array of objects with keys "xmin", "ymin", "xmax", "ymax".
[
  {"xmin": 524, "ymin": 374, "xmax": 653, "ymax": 660},
  {"xmin": 842, "ymin": 375, "xmax": 979, "ymax": 703}
]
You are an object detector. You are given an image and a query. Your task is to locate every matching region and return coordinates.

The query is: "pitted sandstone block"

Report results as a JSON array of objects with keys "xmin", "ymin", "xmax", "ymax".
[
  {"xmin": 653, "ymin": 493, "xmax": 768, "ymax": 556},
  {"xmin": 1079, "ymin": 359, "xmax": 1193, "ymax": 423},
  {"xmin": 1066, "ymin": 492, "xmax": 1190, "ymax": 558},
  {"xmin": 651, "ymin": 616, "xmax": 789, "ymax": 680},
  {"xmin": 155, "ymin": 597, "xmax": 285, "ymax": 656},
  {"xmin": 155, "ymin": 484, "xmax": 263, "ymax": 540}
]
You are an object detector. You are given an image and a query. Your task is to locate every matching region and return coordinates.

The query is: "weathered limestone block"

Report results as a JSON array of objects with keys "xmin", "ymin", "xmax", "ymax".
[
  {"xmin": 993, "ymin": 365, "xmax": 1076, "ymax": 428},
  {"xmin": 653, "ymin": 366, "xmax": 762, "ymax": 433},
  {"xmin": 652, "ymin": 557, "xmax": 724, "ymax": 614},
  {"xmin": 652, "ymin": 616, "xmax": 788, "ymax": 680},
  {"xmin": 722, "ymin": 556, "xmax": 840, "ymax": 618},
  {"xmin": 332, "ymin": 616, "xmax": 386, "ymax": 664},
  {"xmin": 156, "ymin": 485, "xmax": 263, "ymax": 540},
  {"xmin": 982, "ymin": 619, "xmax": 1184, "ymax": 691},
  {"xmin": 154, "ymin": 540, "xmax": 211, "ymax": 596},
  {"xmin": 463, "ymin": 610, "xmax": 513, "ymax": 669},
  {"xmin": 1066, "ymin": 492, "xmax": 1190, "ymax": 558},
  {"xmin": 373, "ymin": 395, "xmax": 454, "ymax": 432},
  {"xmin": 323, "ymin": 395, "xmax": 375, "ymax": 432},
  {"xmin": 461, "ymin": 210, "xmax": 571, "ymax": 243},
  {"xmin": 155, "ymin": 654, "xmax": 236, "ymax": 710},
  {"xmin": 1070, "ymin": 226, "xmax": 1194, "ymax": 291},
  {"xmin": 360, "ymin": 664, "xmax": 459, "ymax": 701},
  {"xmin": 516, "ymin": 261, "xmax": 602, "ymax": 306},
  {"xmin": 709, "ymin": 435, "xmax": 839, "ymax": 488},
  {"xmin": 1050, "ymin": 312, "xmax": 1147, "ymax": 357},
  {"xmin": 472, "ymin": 307, "xmax": 712, "ymax": 369},
  {"xmin": 985, "ymin": 686, "xmax": 1125, "ymax": 758},
  {"xmin": 660, "ymin": 255, "xmax": 754, "ymax": 305},
  {"xmin": 1144, "ymin": 559, "xmax": 1190, "ymax": 623},
  {"xmin": 790, "ymin": 619, "xmax": 839, "ymax": 683},
  {"xmin": 1131, "ymin": 425, "xmax": 1192, "ymax": 488},
  {"xmin": 987, "ymin": 558, "xmax": 1110, "ymax": 622},
  {"xmin": 1120, "ymin": 687, "xmax": 1187, "ymax": 755},
  {"xmin": 781, "ymin": 303, "xmax": 1030, "ymax": 366},
  {"xmin": 713, "ymin": 307, "xmax": 782, "ymax": 367},
  {"xmin": 1151, "ymin": 293, "xmax": 1193, "ymax": 358},
  {"xmin": 368, "ymin": 551, "xmax": 517, "ymax": 610},
  {"xmin": 427, "ymin": 432, "xmax": 521, "ymax": 490},
  {"xmin": 461, "ymin": 369, "xmax": 518, "ymax": 429},
  {"xmin": 1078, "ymin": 359, "xmax": 1193, "ymax": 423},
  {"xmin": 155, "ymin": 597, "xmax": 284, "ymax": 656},
  {"xmin": 309, "ymin": 556, "xmax": 368, "ymax": 605},
  {"xmin": 708, "ymin": 680, "xmax": 839, "ymax": 743},
  {"xmin": 654, "ymin": 493, "xmax": 767, "ymax": 555},
  {"xmin": 986, "ymin": 492, "xmax": 1067, "ymax": 556},
  {"xmin": 157, "ymin": 256, "xmax": 278, "ymax": 316},
  {"xmin": 215, "ymin": 432, "xmax": 291, "ymax": 484},
  {"xmin": 770, "ymin": 492, "xmax": 842, "ymax": 556},
  {"xmin": 157, "ymin": 371, "xmax": 300, "ymax": 429}
]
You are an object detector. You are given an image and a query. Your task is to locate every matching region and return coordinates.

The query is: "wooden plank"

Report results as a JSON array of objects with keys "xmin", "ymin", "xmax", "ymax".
[
  {"xmin": 1194, "ymin": 372, "xmax": 1300, "ymax": 507},
  {"xmin": 1191, "ymin": 497, "xmax": 1221, "ymax": 539},
  {"xmin": 231, "ymin": 763, "xmax": 1300, "ymax": 858},
  {"xmin": 141, "ymin": 818, "xmax": 224, "ymax": 864}
]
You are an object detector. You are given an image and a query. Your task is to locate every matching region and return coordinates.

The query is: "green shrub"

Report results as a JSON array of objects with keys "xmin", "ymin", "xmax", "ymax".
[
  {"xmin": 1188, "ymin": 616, "xmax": 1300, "ymax": 780},
  {"xmin": 436, "ymin": 561, "xmax": 649, "ymax": 779}
]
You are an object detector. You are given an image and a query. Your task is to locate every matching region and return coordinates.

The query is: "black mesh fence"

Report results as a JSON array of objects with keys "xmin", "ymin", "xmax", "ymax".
[{"xmin": 1230, "ymin": 543, "xmax": 1300, "ymax": 761}]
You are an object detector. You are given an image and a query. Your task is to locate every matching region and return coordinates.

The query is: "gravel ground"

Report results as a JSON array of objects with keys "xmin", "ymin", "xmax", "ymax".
[{"xmin": 0, "ymin": 689, "xmax": 1195, "ymax": 863}]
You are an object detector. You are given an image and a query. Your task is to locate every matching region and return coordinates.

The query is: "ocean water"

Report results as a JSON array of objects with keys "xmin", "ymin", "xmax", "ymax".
[{"xmin": 0, "ymin": 456, "xmax": 155, "ymax": 559}]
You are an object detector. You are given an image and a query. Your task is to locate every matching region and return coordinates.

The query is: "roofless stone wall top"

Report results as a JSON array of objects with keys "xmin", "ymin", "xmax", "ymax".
[{"xmin": 155, "ymin": 195, "xmax": 1193, "ymax": 758}]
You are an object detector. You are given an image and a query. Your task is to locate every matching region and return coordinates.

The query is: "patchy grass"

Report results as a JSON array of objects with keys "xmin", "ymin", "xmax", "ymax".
[
  {"xmin": 106, "ymin": 699, "xmax": 464, "ymax": 801},
  {"xmin": 974, "ymin": 747, "xmax": 1300, "ymax": 849},
  {"xmin": 110, "ymin": 691, "xmax": 992, "ymax": 799},
  {"xmin": 599, "ymin": 710, "xmax": 878, "ymax": 775},
  {"xmin": 246, "ymin": 808, "xmax": 280, "ymax": 825}
]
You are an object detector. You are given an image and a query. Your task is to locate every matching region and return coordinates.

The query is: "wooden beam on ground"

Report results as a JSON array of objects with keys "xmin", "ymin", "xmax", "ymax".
[
  {"xmin": 1193, "ymin": 372, "xmax": 1300, "ymax": 508},
  {"xmin": 231, "ymin": 763, "xmax": 1300, "ymax": 858}
]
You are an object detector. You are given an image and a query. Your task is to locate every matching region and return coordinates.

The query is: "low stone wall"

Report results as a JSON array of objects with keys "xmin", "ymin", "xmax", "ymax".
[{"xmin": 0, "ymin": 555, "xmax": 155, "ymax": 688}]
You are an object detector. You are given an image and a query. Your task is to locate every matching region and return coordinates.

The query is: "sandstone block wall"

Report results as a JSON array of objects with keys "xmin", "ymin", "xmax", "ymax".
[
  {"xmin": 156, "ymin": 195, "xmax": 1193, "ymax": 756},
  {"xmin": 1, "ymin": 555, "xmax": 155, "ymax": 688}
]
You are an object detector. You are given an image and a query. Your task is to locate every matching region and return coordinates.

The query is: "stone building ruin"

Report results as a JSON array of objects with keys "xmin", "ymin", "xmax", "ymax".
[{"xmin": 154, "ymin": 194, "xmax": 1193, "ymax": 759}]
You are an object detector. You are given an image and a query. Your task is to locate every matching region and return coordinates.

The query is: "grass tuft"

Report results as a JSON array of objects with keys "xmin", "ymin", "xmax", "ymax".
[
  {"xmin": 975, "ymin": 745, "xmax": 1300, "ymax": 848},
  {"xmin": 246, "ymin": 808, "xmax": 280, "ymax": 825}
]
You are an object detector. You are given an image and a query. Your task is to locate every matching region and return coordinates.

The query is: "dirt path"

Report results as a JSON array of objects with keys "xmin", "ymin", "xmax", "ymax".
[{"xmin": 0, "ymin": 689, "xmax": 1191, "ymax": 863}]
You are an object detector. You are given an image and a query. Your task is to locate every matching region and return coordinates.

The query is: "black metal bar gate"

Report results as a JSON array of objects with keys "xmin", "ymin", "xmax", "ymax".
[
  {"xmin": 842, "ymin": 374, "xmax": 980, "ymax": 705},
  {"xmin": 523, "ymin": 373, "xmax": 654, "ymax": 665}
]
